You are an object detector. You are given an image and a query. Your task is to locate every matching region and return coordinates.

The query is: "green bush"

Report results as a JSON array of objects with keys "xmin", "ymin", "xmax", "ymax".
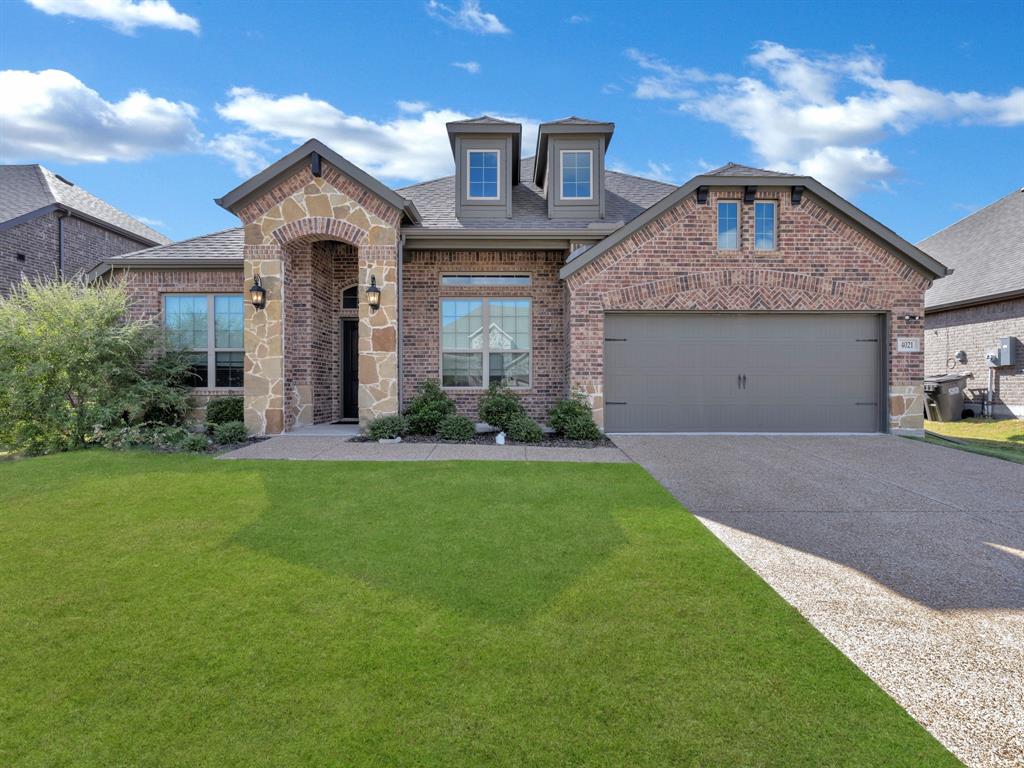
[
  {"xmin": 212, "ymin": 421, "xmax": 248, "ymax": 445},
  {"xmin": 548, "ymin": 393, "xmax": 603, "ymax": 440},
  {"xmin": 366, "ymin": 414, "xmax": 407, "ymax": 440},
  {"xmin": 405, "ymin": 380, "xmax": 456, "ymax": 435},
  {"xmin": 478, "ymin": 383, "xmax": 526, "ymax": 431},
  {"xmin": 181, "ymin": 433, "xmax": 211, "ymax": 453},
  {"xmin": 0, "ymin": 277, "xmax": 193, "ymax": 455},
  {"xmin": 93, "ymin": 424, "xmax": 192, "ymax": 451},
  {"xmin": 505, "ymin": 414, "xmax": 543, "ymax": 443},
  {"xmin": 438, "ymin": 414, "xmax": 476, "ymax": 441},
  {"xmin": 206, "ymin": 397, "xmax": 244, "ymax": 425}
]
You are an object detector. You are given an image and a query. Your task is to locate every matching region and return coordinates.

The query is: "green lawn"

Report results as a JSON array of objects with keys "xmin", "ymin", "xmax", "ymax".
[
  {"xmin": 0, "ymin": 452, "xmax": 958, "ymax": 767},
  {"xmin": 923, "ymin": 417, "xmax": 1024, "ymax": 463}
]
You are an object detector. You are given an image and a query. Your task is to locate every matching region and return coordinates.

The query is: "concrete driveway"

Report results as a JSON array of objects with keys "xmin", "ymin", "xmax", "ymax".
[{"xmin": 613, "ymin": 434, "xmax": 1024, "ymax": 768}]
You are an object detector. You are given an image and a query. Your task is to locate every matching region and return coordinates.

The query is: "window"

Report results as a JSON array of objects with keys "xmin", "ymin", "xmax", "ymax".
[
  {"xmin": 441, "ymin": 274, "xmax": 531, "ymax": 287},
  {"xmin": 717, "ymin": 201, "xmax": 738, "ymax": 249},
  {"xmin": 754, "ymin": 201, "xmax": 776, "ymax": 250},
  {"xmin": 341, "ymin": 284, "xmax": 359, "ymax": 309},
  {"xmin": 467, "ymin": 150, "xmax": 499, "ymax": 199},
  {"xmin": 440, "ymin": 298, "xmax": 531, "ymax": 388},
  {"xmin": 164, "ymin": 294, "xmax": 244, "ymax": 388},
  {"xmin": 560, "ymin": 150, "xmax": 592, "ymax": 199}
]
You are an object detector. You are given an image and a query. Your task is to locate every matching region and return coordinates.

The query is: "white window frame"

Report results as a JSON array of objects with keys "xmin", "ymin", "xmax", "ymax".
[
  {"xmin": 163, "ymin": 293, "xmax": 244, "ymax": 390},
  {"xmin": 754, "ymin": 200, "xmax": 777, "ymax": 251},
  {"xmin": 717, "ymin": 201, "xmax": 739, "ymax": 251},
  {"xmin": 466, "ymin": 149, "xmax": 501, "ymax": 200},
  {"xmin": 440, "ymin": 273, "xmax": 532, "ymax": 287},
  {"xmin": 559, "ymin": 149, "xmax": 594, "ymax": 200},
  {"xmin": 439, "ymin": 297, "xmax": 532, "ymax": 389}
]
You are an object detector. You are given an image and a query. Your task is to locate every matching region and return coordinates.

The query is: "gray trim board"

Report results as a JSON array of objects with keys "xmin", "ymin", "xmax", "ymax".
[
  {"xmin": 534, "ymin": 120, "xmax": 614, "ymax": 185},
  {"xmin": 560, "ymin": 174, "xmax": 948, "ymax": 280},
  {"xmin": 87, "ymin": 257, "xmax": 242, "ymax": 282},
  {"xmin": 215, "ymin": 139, "xmax": 421, "ymax": 224},
  {"xmin": 0, "ymin": 203, "xmax": 163, "ymax": 247},
  {"xmin": 924, "ymin": 288, "xmax": 1024, "ymax": 314}
]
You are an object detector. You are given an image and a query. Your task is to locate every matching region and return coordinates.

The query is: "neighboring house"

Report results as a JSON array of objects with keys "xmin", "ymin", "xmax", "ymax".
[
  {"xmin": 90, "ymin": 117, "xmax": 948, "ymax": 435},
  {"xmin": 0, "ymin": 164, "xmax": 170, "ymax": 295},
  {"xmin": 920, "ymin": 189, "xmax": 1024, "ymax": 418}
]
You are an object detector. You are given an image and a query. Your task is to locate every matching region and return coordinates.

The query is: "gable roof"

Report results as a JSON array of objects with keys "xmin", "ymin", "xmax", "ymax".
[
  {"xmin": 87, "ymin": 227, "xmax": 243, "ymax": 281},
  {"xmin": 533, "ymin": 117, "xmax": 615, "ymax": 185},
  {"xmin": 215, "ymin": 139, "xmax": 421, "ymax": 224},
  {"xmin": 703, "ymin": 162, "xmax": 795, "ymax": 178},
  {"xmin": 0, "ymin": 164, "xmax": 170, "ymax": 245},
  {"xmin": 446, "ymin": 116, "xmax": 523, "ymax": 184},
  {"xmin": 398, "ymin": 156, "xmax": 674, "ymax": 232},
  {"xmin": 560, "ymin": 166, "xmax": 948, "ymax": 280},
  {"xmin": 921, "ymin": 188, "xmax": 1024, "ymax": 310}
]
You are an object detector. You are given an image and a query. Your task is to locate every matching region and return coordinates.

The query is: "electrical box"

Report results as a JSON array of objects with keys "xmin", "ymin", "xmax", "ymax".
[{"xmin": 995, "ymin": 337, "xmax": 1017, "ymax": 367}]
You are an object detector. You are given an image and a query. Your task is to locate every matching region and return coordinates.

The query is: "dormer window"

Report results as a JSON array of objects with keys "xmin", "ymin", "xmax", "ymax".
[
  {"xmin": 467, "ymin": 150, "xmax": 499, "ymax": 199},
  {"xmin": 560, "ymin": 150, "xmax": 592, "ymax": 199}
]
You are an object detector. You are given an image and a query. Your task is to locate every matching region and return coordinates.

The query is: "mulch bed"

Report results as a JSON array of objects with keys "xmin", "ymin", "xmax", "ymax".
[{"xmin": 348, "ymin": 432, "xmax": 616, "ymax": 448}]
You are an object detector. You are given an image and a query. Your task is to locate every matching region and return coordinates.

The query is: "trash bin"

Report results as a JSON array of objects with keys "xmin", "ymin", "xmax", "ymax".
[{"xmin": 923, "ymin": 373, "xmax": 970, "ymax": 422}]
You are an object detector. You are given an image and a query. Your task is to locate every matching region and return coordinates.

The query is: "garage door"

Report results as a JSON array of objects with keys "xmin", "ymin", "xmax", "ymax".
[{"xmin": 603, "ymin": 313, "xmax": 883, "ymax": 433}]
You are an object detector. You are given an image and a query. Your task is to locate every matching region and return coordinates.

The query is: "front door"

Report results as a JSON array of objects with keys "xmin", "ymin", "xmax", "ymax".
[{"xmin": 341, "ymin": 319, "xmax": 359, "ymax": 420}]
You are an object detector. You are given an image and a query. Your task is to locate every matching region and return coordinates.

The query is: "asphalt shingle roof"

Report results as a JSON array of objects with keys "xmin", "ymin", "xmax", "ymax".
[
  {"xmin": 703, "ymin": 162, "xmax": 796, "ymax": 178},
  {"xmin": 107, "ymin": 227, "xmax": 243, "ymax": 262},
  {"xmin": 921, "ymin": 188, "xmax": 1024, "ymax": 309},
  {"xmin": 0, "ymin": 165, "xmax": 170, "ymax": 245},
  {"xmin": 397, "ymin": 156, "xmax": 676, "ymax": 230}
]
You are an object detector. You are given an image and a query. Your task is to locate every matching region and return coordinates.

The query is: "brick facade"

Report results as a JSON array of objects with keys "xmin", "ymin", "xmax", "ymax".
[
  {"xmin": 401, "ymin": 250, "xmax": 567, "ymax": 420},
  {"xmin": 565, "ymin": 188, "xmax": 932, "ymax": 433},
  {"xmin": 112, "ymin": 267, "xmax": 246, "ymax": 417},
  {"xmin": 1, "ymin": 212, "xmax": 150, "ymax": 295},
  {"xmin": 925, "ymin": 296, "xmax": 1024, "ymax": 418}
]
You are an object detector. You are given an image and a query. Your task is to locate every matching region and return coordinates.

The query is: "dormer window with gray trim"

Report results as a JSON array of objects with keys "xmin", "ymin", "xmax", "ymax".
[
  {"xmin": 467, "ymin": 149, "xmax": 500, "ymax": 199},
  {"xmin": 560, "ymin": 150, "xmax": 592, "ymax": 199},
  {"xmin": 534, "ymin": 117, "xmax": 614, "ymax": 220},
  {"xmin": 446, "ymin": 116, "xmax": 521, "ymax": 219}
]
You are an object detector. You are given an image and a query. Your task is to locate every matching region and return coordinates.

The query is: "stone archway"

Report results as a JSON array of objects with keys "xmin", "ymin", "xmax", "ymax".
[{"xmin": 237, "ymin": 166, "xmax": 401, "ymax": 434}]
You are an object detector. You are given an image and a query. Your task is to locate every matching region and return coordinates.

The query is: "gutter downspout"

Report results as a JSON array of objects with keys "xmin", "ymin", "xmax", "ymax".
[
  {"xmin": 55, "ymin": 208, "xmax": 67, "ymax": 280},
  {"xmin": 397, "ymin": 233, "xmax": 405, "ymax": 412}
]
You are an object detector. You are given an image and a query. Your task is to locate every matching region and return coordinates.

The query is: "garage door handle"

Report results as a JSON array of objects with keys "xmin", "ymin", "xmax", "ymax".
[
  {"xmin": 737, "ymin": 374, "xmax": 742, "ymax": 389},
  {"xmin": 604, "ymin": 337, "xmax": 627, "ymax": 342},
  {"xmin": 742, "ymin": 374, "xmax": 747, "ymax": 389},
  {"xmin": 606, "ymin": 401, "xmax": 627, "ymax": 406}
]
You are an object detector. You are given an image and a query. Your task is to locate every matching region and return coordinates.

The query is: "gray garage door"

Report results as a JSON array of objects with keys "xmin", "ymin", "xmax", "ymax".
[{"xmin": 604, "ymin": 313, "xmax": 883, "ymax": 433}]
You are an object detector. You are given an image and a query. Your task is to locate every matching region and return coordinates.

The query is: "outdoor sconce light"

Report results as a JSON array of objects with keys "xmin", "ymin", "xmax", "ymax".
[
  {"xmin": 366, "ymin": 274, "xmax": 381, "ymax": 311},
  {"xmin": 249, "ymin": 274, "xmax": 267, "ymax": 310}
]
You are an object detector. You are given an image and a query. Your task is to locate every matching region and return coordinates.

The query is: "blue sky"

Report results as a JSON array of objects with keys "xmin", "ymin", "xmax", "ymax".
[{"xmin": 1, "ymin": 0, "xmax": 1022, "ymax": 243}]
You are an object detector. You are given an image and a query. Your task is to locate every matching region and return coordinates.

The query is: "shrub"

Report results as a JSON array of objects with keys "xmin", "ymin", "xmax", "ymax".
[
  {"xmin": 212, "ymin": 420, "xmax": 248, "ymax": 445},
  {"xmin": 93, "ymin": 424, "xmax": 191, "ymax": 451},
  {"xmin": 0, "ymin": 277, "xmax": 192, "ymax": 455},
  {"xmin": 505, "ymin": 414, "xmax": 543, "ymax": 443},
  {"xmin": 366, "ymin": 414, "xmax": 407, "ymax": 440},
  {"xmin": 478, "ymin": 383, "xmax": 526, "ymax": 431},
  {"xmin": 181, "ymin": 433, "xmax": 211, "ymax": 452},
  {"xmin": 206, "ymin": 396, "xmax": 244, "ymax": 425},
  {"xmin": 438, "ymin": 414, "xmax": 475, "ymax": 441},
  {"xmin": 405, "ymin": 380, "xmax": 456, "ymax": 435},
  {"xmin": 548, "ymin": 393, "xmax": 603, "ymax": 441}
]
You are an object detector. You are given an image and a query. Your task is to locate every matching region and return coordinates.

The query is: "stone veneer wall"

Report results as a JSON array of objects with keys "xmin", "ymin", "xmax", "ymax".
[
  {"xmin": 235, "ymin": 162, "xmax": 401, "ymax": 434},
  {"xmin": 112, "ymin": 267, "xmax": 246, "ymax": 418},
  {"xmin": 401, "ymin": 250, "xmax": 567, "ymax": 420},
  {"xmin": 925, "ymin": 296, "xmax": 1024, "ymax": 418},
  {"xmin": 565, "ymin": 188, "xmax": 932, "ymax": 433}
]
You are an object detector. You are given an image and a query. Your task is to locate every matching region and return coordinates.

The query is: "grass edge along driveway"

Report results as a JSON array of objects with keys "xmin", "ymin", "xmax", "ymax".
[{"xmin": 0, "ymin": 451, "xmax": 960, "ymax": 767}]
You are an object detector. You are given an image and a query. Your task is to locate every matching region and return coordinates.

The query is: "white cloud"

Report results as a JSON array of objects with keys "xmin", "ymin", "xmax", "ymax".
[
  {"xmin": 426, "ymin": 0, "xmax": 509, "ymax": 34},
  {"xmin": 397, "ymin": 100, "xmax": 429, "ymax": 113},
  {"xmin": 627, "ymin": 42, "xmax": 1024, "ymax": 194},
  {"xmin": 25, "ymin": 0, "xmax": 199, "ymax": 34},
  {"xmin": 215, "ymin": 86, "xmax": 539, "ymax": 182},
  {"xmin": 132, "ymin": 213, "xmax": 166, "ymax": 228},
  {"xmin": 206, "ymin": 132, "xmax": 273, "ymax": 177},
  {"xmin": 0, "ymin": 69, "xmax": 202, "ymax": 163},
  {"xmin": 451, "ymin": 61, "xmax": 481, "ymax": 74},
  {"xmin": 609, "ymin": 159, "xmax": 677, "ymax": 184},
  {"xmin": 567, "ymin": 14, "xmax": 589, "ymax": 24}
]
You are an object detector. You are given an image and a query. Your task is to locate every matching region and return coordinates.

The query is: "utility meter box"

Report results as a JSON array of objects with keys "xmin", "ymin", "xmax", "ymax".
[{"xmin": 994, "ymin": 337, "xmax": 1017, "ymax": 367}]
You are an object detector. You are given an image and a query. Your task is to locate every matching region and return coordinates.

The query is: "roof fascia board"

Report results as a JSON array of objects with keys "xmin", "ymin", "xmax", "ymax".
[
  {"xmin": 0, "ymin": 203, "xmax": 162, "ymax": 246},
  {"xmin": 88, "ymin": 257, "xmax": 242, "ymax": 283},
  {"xmin": 925, "ymin": 288, "xmax": 1024, "ymax": 313},
  {"xmin": 404, "ymin": 237, "xmax": 596, "ymax": 252},
  {"xmin": 215, "ymin": 139, "xmax": 421, "ymax": 224},
  {"xmin": 401, "ymin": 226, "xmax": 619, "ymax": 239},
  {"xmin": 560, "ymin": 175, "xmax": 948, "ymax": 280}
]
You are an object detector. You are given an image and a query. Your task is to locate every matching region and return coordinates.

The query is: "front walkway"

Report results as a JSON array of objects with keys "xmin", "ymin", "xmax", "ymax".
[
  {"xmin": 219, "ymin": 436, "xmax": 629, "ymax": 463},
  {"xmin": 614, "ymin": 434, "xmax": 1024, "ymax": 768}
]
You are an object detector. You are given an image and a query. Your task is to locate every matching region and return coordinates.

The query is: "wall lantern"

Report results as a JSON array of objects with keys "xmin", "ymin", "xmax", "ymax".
[
  {"xmin": 249, "ymin": 274, "xmax": 267, "ymax": 310},
  {"xmin": 366, "ymin": 274, "xmax": 381, "ymax": 311}
]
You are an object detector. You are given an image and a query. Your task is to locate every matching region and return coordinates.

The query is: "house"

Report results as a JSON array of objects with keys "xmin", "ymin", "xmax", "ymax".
[
  {"xmin": 920, "ymin": 189, "xmax": 1024, "ymax": 418},
  {"xmin": 0, "ymin": 164, "xmax": 169, "ymax": 295},
  {"xmin": 89, "ymin": 117, "xmax": 948, "ymax": 435}
]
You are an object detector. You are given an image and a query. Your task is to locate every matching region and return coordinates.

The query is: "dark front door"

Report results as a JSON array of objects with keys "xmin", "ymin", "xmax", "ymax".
[{"xmin": 341, "ymin": 319, "xmax": 359, "ymax": 420}]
